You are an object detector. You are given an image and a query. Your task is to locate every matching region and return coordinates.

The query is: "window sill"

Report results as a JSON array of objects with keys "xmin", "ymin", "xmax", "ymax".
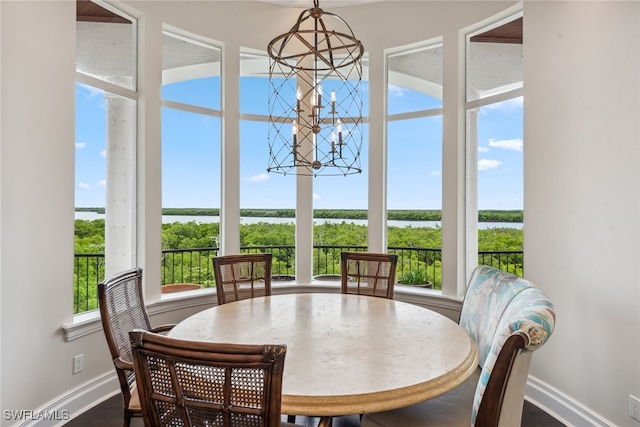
[{"xmin": 61, "ymin": 283, "xmax": 460, "ymax": 341}]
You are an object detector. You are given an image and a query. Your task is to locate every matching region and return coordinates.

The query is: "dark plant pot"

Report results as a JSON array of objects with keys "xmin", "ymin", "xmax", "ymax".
[
  {"xmin": 313, "ymin": 274, "xmax": 342, "ymax": 281},
  {"xmin": 272, "ymin": 275, "xmax": 296, "ymax": 281}
]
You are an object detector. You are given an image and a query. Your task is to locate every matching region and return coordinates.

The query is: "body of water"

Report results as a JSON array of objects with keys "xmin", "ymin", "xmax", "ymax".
[{"xmin": 75, "ymin": 211, "xmax": 522, "ymax": 229}]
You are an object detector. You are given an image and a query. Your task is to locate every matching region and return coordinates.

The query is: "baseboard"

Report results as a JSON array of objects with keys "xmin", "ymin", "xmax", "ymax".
[
  {"xmin": 15, "ymin": 372, "xmax": 119, "ymax": 427},
  {"xmin": 526, "ymin": 376, "xmax": 615, "ymax": 427},
  {"xmin": 18, "ymin": 344, "xmax": 612, "ymax": 427}
]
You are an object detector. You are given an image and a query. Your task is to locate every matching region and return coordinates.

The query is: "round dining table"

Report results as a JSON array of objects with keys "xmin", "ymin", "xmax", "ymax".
[{"xmin": 168, "ymin": 292, "xmax": 478, "ymax": 425}]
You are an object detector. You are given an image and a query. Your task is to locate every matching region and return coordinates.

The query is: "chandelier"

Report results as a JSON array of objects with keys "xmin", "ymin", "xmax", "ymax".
[{"xmin": 267, "ymin": 0, "xmax": 364, "ymax": 176}]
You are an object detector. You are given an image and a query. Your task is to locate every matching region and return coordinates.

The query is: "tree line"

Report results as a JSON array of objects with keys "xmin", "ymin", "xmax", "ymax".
[
  {"xmin": 75, "ymin": 218, "xmax": 522, "ymax": 254},
  {"xmin": 76, "ymin": 207, "xmax": 523, "ymax": 223}
]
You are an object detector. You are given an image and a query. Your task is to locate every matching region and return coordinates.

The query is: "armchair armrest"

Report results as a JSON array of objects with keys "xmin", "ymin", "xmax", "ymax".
[
  {"xmin": 114, "ymin": 357, "xmax": 134, "ymax": 371},
  {"xmin": 151, "ymin": 324, "xmax": 176, "ymax": 334}
]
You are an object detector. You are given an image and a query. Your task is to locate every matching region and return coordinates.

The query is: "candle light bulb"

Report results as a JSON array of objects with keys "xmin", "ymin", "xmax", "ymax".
[
  {"xmin": 291, "ymin": 120, "xmax": 298, "ymax": 161},
  {"xmin": 331, "ymin": 90, "xmax": 336, "ymax": 103},
  {"xmin": 296, "ymin": 87, "xmax": 302, "ymax": 101},
  {"xmin": 336, "ymin": 119, "xmax": 342, "ymax": 134}
]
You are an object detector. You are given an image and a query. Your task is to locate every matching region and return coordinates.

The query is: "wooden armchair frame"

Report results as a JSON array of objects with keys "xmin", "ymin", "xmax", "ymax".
[
  {"xmin": 213, "ymin": 253, "xmax": 273, "ymax": 305},
  {"xmin": 129, "ymin": 330, "xmax": 288, "ymax": 427},
  {"xmin": 98, "ymin": 268, "xmax": 175, "ymax": 427},
  {"xmin": 340, "ymin": 252, "xmax": 398, "ymax": 299}
]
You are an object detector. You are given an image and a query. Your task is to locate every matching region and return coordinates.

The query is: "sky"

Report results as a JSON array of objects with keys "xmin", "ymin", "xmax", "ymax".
[{"xmin": 75, "ymin": 78, "xmax": 523, "ymax": 211}]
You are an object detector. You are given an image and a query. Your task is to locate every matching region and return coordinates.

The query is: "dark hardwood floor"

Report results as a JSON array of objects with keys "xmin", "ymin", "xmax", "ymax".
[{"xmin": 64, "ymin": 394, "xmax": 565, "ymax": 426}]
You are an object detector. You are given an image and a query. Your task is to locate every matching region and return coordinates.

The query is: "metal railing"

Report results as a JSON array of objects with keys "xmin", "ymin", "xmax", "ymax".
[{"xmin": 74, "ymin": 245, "xmax": 522, "ymax": 313}]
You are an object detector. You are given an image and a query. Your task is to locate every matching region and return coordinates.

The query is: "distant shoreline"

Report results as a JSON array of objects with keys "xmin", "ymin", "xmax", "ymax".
[{"xmin": 75, "ymin": 207, "xmax": 523, "ymax": 223}]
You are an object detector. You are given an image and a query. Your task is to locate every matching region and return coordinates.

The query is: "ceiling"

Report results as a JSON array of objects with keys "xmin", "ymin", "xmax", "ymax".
[
  {"xmin": 76, "ymin": 0, "xmax": 522, "ymax": 44},
  {"xmin": 255, "ymin": 0, "xmax": 383, "ymax": 6},
  {"xmin": 77, "ymin": 0, "xmax": 522, "ymax": 99}
]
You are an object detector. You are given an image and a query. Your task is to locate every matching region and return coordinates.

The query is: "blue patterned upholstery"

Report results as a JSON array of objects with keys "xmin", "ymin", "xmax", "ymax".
[
  {"xmin": 362, "ymin": 265, "xmax": 556, "ymax": 427},
  {"xmin": 463, "ymin": 266, "xmax": 555, "ymax": 424}
]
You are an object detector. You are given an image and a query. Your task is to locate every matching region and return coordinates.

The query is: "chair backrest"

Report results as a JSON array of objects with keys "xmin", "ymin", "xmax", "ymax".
[
  {"xmin": 459, "ymin": 265, "xmax": 556, "ymax": 426},
  {"xmin": 129, "ymin": 330, "xmax": 287, "ymax": 427},
  {"xmin": 340, "ymin": 252, "xmax": 398, "ymax": 299},
  {"xmin": 98, "ymin": 268, "xmax": 152, "ymax": 396},
  {"xmin": 213, "ymin": 253, "xmax": 273, "ymax": 305}
]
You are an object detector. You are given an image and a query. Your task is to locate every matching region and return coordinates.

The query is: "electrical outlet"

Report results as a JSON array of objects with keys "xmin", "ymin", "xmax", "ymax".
[
  {"xmin": 630, "ymin": 395, "xmax": 640, "ymax": 421},
  {"xmin": 73, "ymin": 354, "xmax": 84, "ymax": 375}
]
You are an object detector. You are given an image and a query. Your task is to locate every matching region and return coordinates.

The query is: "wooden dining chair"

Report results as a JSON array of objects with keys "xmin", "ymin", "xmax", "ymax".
[
  {"xmin": 212, "ymin": 253, "xmax": 273, "ymax": 305},
  {"xmin": 361, "ymin": 265, "xmax": 556, "ymax": 427},
  {"xmin": 129, "ymin": 330, "xmax": 303, "ymax": 427},
  {"xmin": 98, "ymin": 267, "xmax": 176, "ymax": 427},
  {"xmin": 340, "ymin": 252, "xmax": 398, "ymax": 299},
  {"xmin": 212, "ymin": 252, "xmax": 297, "ymax": 423}
]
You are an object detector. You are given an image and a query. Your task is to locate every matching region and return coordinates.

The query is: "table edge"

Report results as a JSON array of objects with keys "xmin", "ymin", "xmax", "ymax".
[{"xmin": 281, "ymin": 335, "xmax": 480, "ymax": 416}]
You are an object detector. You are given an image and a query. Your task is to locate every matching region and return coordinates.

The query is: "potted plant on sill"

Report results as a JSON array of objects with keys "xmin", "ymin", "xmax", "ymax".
[{"xmin": 397, "ymin": 270, "xmax": 432, "ymax": 288}]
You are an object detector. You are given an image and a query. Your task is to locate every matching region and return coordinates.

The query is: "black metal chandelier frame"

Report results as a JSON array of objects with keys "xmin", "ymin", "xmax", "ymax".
[{"xmin": 267, "ymin": 0, "xmax": 364, "ymax": 177}]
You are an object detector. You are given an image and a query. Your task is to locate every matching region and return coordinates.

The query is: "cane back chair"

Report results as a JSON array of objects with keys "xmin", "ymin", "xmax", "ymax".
[
  {"xmin": 129, "ymin": 330, "xmax": 303, "ymax": 427},
  {"xmin": 98, "ymin": 268, "xmax": 175, "ymax": 427},
  {"xmin": 212, "ymin": 253, "xmax": 273, "ymax": 305},
  {"xmin": 340, "ymin": 252, "xmax": 398, "ymax": 299}
]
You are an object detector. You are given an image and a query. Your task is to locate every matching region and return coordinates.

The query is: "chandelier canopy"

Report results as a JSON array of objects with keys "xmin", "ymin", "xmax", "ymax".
[{"xmin": 267, "ymin": 0, "xmax": 364, "ymax": 176}]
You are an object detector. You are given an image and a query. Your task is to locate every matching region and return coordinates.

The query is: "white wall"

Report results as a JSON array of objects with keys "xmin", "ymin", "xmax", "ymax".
[
  {"xmin": 524, "ymin": 1, "xmax": 640, "ymax": 426},
  {"xmin": 1, "ymin": 0, "xmax": 79, "ymax": 419},
  {"xmin": 0, "ymin": 1, "xmax": 638, "ymax": 426}
]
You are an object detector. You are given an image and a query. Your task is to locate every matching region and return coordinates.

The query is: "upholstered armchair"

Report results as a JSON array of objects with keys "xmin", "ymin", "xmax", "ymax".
[{"xmin": 362, "ymin": 265, "xmax": 556, "ymax": 426}]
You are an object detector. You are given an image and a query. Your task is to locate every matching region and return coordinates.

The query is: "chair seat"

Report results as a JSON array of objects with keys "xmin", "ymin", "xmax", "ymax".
[
  {"xmin": 362, "ymin": 367, "xmax": 480, "ymax": 427},
  {"xmin": 128, "ymin": 384, "xmax": 141, "ymax": 412}
]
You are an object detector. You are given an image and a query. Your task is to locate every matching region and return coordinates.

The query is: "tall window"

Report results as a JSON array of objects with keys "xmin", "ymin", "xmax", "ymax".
[
  {"xmin": 466, "ymin": 15, "xmax": 524, "ymax": 276},
  {"xmin": 75, "ymin": 1, "xmax": 137, "ymax": 314},
  {"xmin": 311, "ymin": 56, "xmax": 370, "ymax": 278},
  {"xmin": 239, "ymin": 50, "xmax": 296, "ymax": 278},
  {"xmin": 386, "ymin": 42, "xmax": 444, "ymax": 289},
  {"xmin": 161, "ymin": 30, "xmax": 222, "ymax": 288}
]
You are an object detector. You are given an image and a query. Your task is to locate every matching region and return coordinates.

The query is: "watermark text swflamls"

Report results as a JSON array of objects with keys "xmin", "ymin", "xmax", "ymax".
[{"xmin": 3, "ymin": 410, "xmax": 70, "ymax": 421}]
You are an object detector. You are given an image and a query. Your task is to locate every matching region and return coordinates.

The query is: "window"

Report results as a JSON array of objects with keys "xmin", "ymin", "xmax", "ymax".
[
  {"xmin": 74, "ymin": 2, "xmax": 137, "ymax": 314},
  {"xmin": 386, "ymin": 42, "xmax": 444, "ymax": 289},
  {"xmin": 161, "ymin": 30, "xmax": 222, "ymax": 289},
  {"xmin": 466, "ymin": 14, "xmax": 524, "ymax": 277}
]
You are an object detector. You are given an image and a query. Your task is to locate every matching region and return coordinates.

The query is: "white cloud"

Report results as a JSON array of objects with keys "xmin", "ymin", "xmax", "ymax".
[
  {"xmin": 488, "ymin": 138, "xmax": 523, "ymax": 152},
  {"xmin": 100, "ymin": 150, "xmax": 106, "ymax": 158},
  {"xmin": 78, "ymin": 182, "xmax": 90, "ymax": 190},
  {"xmin": 388, "ymin": 84, "xmax": 407, "ymax": 97},
  {"xmin": 478, "ymin": 146, "xmax": 490, "ymax": 153},
  {"xmin": 313, "ymin": 193, "xmax": 321, "ymax": 200},
  {"xmin": 429, "ymin": 170, "xmax": 441, "ymax": 177},
  {"xmin": 76, "ymin": 142, "xmax": 86, "ymax": 150},
  {"xmin": 97, "ymin": 180, "xmax": 106, "ymax": 188},
  {"xmin": 478, "ymin": 159, "xmax": 502, "ymax": 170},
  {"xmin": 247, "ymin": 173, "xmax": 269, "ymax": 182}
]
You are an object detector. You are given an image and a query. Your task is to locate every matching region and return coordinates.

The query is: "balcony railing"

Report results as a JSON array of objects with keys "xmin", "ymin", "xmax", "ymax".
[{"xmin": 74, "ymin": 245, "xmax": 522, "ymax": 314}]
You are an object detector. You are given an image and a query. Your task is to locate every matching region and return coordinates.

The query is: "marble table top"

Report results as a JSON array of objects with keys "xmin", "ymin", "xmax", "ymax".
[{"xmin": 168, "ymin": 292, "xmax": 479, "ymax": 417}]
